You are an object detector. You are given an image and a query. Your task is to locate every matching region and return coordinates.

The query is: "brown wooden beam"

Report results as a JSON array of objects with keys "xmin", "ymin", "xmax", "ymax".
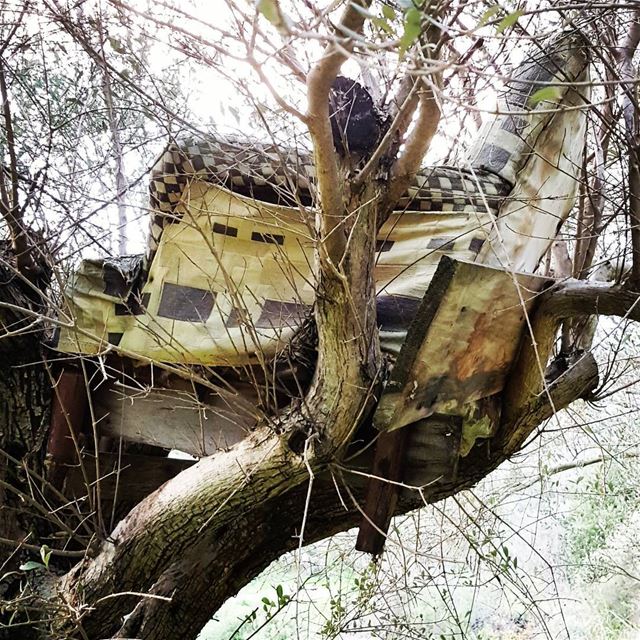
[
  {"xmin": 63, "ymin": 452, "xmax": 195, "ymax": 511},
  {"xmin": 45, "ymin": 368, "xmax": 88, "ymax": 489},
  {"xmin": 355, "ymin": 427, "xmax": 409, "ymax": 554}
]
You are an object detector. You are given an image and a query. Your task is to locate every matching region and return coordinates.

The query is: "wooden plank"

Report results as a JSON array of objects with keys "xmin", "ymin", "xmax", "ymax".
[
  {"xmin": 63, "ymin": 452, "xmax": 194, "ymax": 511},
  {"xmin": 94, "ymin": 383, "xmax": 260, "ymax": 457},
  {"xmin": 355, "ymin": 428, "xmax": 408, "ymax": 555},
  {"xmin": 356, "ymin": 414, "xmax": 462, "ymax": 555},
  {"xmin": 374, "ymin": 256, "xmax": 548, "ymax": 433},
  {"xmin": 403, "ymin": 414, "xmax": 462, "ymax": 488},
  {"xmin": 45, "ymin": 369, "xmax": 88, "ymax": 488}
]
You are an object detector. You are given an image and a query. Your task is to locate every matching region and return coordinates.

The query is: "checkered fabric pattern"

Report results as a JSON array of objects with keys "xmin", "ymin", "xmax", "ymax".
[
  {"xmin": 56, "ymin": 29, "xmax": 589, "ymax": 366},
  {"xmin": 146, "ymin": 137, "xmax": 510, "ymax": 267},
  {"xmin": 52, "ymin": 29, "xmax": 591, "ymax": 466},
  {"xmin": 467, "ymin": 31, "xmax": 588, "ymax": 186},
  {"xmin": 56, "ymin": 156, "xmax": 509, "ymax": 364}
]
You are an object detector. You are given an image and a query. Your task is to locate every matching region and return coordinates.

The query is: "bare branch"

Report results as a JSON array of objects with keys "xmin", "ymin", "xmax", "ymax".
[
  {"xmin": 379, "ymin": 11, "xmax": 444, "ymax": 218},
  {"xmin": 380, "ymin": 76, "xmax": 441, "ymax": 217},
  {"xmin": 306, "ymin": 0, "xmax": 371, "ymax": 263},
  {"xmin": 502, "ymin": 278, "xmax": 640, "ymax": 452},
  {"xmin": 501, "ymin": 350, "xmax": 600, "ymax": 456},
  {"xmin": 0, "ymin": 59, "xmax": 33, "ymax": 276},
  {"xmin": 543, "ymin": 280, "xmax": 640, "ymax": 321},
  {"xmin": 616, "ymin": 8, "xmax": 640, "ymax": 283}
]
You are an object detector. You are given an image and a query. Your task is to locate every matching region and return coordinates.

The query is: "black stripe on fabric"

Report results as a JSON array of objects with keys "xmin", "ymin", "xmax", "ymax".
[
  {"xmin": 213, "ymin": 222, "xmax": 238, "ymax": 237},
  {"xmin": 255, "ymin": 300, "xmax": 310, "ymax": 328},
  {"xmin": 474, "ymin": 144, "xmax": 512, "ymax": 173},
  {"xmin": 225, "ymin": 307, "xmax": 243, "ymax": 328},
  {"xmin": 427, "ymin": 237, "xmax": 456, "ymax": 251},
  {"xmin": 500, "ymin": 115, "xmax": 528, "ymax": 134},
  {"xmin": 376, "ymin": 295, "xmax": 422, "ymax": 332},
  {"xmin": 157, "ymin": 283, "xmax": 215, "ymax": 322},
  {"xmin": 376, "ymin": 239, "xmax": 395, "ymax": 253},
  {"xmin": 251, "ymin": 231, "xmax": 285, "ymax": 245},
  {"xmin": 108, "ymin": 332, "xmax": 123, "ymax": 346}
]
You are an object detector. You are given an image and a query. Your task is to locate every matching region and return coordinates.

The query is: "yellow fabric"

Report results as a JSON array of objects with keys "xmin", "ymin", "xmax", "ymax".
[{"xmin": 57, "ymin": 182, "xmax": 494, "ymax": 365}]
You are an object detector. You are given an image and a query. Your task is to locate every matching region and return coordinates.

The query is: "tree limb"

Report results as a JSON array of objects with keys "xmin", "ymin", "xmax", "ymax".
[
  {"xmin": 501, "ymin": 279, "xmax": 640, "ymax": 452},
  {"xmin": 0, "ymin": 53, "xmax": 31, "ymax": 275},
  {"xmin": 306, "ymin": 0, "xmax": 372, "ymax": 264}
]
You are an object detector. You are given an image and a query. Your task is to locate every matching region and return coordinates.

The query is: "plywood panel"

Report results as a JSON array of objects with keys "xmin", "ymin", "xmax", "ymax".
[
  {"xmin": 375, "ymin": 257, "xmax": 548, "ymax": 432},
  {"xmin": 95, "ymin": 383, "xmax": 260, "ymax": 457}
]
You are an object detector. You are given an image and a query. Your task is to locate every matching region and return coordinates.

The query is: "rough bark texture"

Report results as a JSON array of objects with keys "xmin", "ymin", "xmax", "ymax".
[{"xmin": 0, "ymin": 263, "xmax": 53, "ymax": 640}]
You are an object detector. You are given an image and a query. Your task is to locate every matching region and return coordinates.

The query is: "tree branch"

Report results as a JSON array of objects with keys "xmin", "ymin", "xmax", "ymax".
[
  {"xmin": 502, "ymin": 279, "xmax": 640, "ymax": 452},
  {"xmin": 541, "ymin": 280, "xmax": 640, "ymax": 321},
  {"xmin": 306, "ymin": 0, "xmax": 372, "ymax": 264},
  {"xmin": 380, "ymin": 76, "xmax": 440, "ymax": 218},
  {"xmin": 380, "ymin": 12, "xmax": 443, "ymax": 219},
  {"xmin": 0, "ymin": 51, "xmax": 31, "ymax": 275}
]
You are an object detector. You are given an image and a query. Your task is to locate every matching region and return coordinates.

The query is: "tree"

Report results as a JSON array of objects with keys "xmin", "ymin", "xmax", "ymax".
[{"xmin": 1, "ymin": 1, "xmax": 640, "ymax": 638}]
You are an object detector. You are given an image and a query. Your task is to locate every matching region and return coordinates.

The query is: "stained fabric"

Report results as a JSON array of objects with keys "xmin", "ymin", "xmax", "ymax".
[
  {"xmin": 57, "ymin": 168, "xmax": 506, "ymax": 364},
  {"xmin": 56, "ymin": 31, "xmax": 589, "ymax": 371}
]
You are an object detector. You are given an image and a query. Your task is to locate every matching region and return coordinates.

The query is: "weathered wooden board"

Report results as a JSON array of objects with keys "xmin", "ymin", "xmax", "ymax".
[
  {"xmin": 356, "ymin": 414, "xmax": 461, "ymax": 555},
  {"xmin": 45, "ymin": 369, "xmax": 88, "ymax": 488},
  {"xmin": 64, "ymin": 452, "xmax": 194, "ymax": 501},
  {"xmin": 94, "ymin": 383, "xmax": 260, "ymax": 457},
  {"xmin": 63, "ymin": 452, "xmax": 195, "ymax": 523},
  {"xmin": 402, "ymin": 414, "xmax": 462, "ymax": 488},
  {"xmin": 355, "ymin": 428, "xmax": 408, "ymax": 555},
  {"xmin": 374, "ymin": 256, "xmax": 548, "ymax": 432}
]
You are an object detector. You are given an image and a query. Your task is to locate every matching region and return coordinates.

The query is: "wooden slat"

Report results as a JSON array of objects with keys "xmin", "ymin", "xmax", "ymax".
[
  {"xmin": 375, "ymin": 256, "xmax": 548, "ymax": 433},
  {"xmin": 45, "ymin": 369, "xmax": 88, "ymax": 488},
  {"xmin": 94, "ymin": 383, "xmax": 259, "ymax": 457},
  {"xmin": 356, "ymin": 414, "xmax": 462, "ymax": 554},
  {"xmin": 355, "ymin": 428, "xmax": 408, "ymax": 555},
  {"xmin": 63, "ymin": 452, "xmax": 194, "ymax": 506},
  {"xmin": 403, "ymin": 414, "xmax": 462, "ymax": 488}
]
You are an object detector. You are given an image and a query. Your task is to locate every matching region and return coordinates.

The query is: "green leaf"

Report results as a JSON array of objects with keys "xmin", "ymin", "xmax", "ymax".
[
  {"xmin": 372, "ymin": 16, "xmax": 394, "ymax": 34},
  {"xmin": 256, "ymin": 0, "xmax": 279, "ymax": 24},
  {"xmin": 528, "ymin": 85, "xmax": 561, "ymax": 106},
  {"xmin": 108, "ymin": 37, "xmax": 125, "ymax": 54},
  {"xmin": 256, "ymin": 0, "xmax": 290, "ymax": 32},
  {"xmin": 19, "ymin": 561, "xmax": 44, "ymax": 572},
  {"xmin": 399, "ymin": 7, "xmax": 422, "ymax": 57},
  {"xmin": 382, "ymin": 3, "xmax": 396, "ymax": 21},
  {"xmin": 40, "ymin": 545, "xmax": 52, "ymax": 570},
  {"xmin": 405, "ymin": 6, "xmax": 421, "ymax": 24},
  {"xmin": 496, "ymin": 9, "xmax": 523, "ymax": 34},
  {"xmin": 478, "ymin": 5, "xmax": 500, "ymax": 28}
]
